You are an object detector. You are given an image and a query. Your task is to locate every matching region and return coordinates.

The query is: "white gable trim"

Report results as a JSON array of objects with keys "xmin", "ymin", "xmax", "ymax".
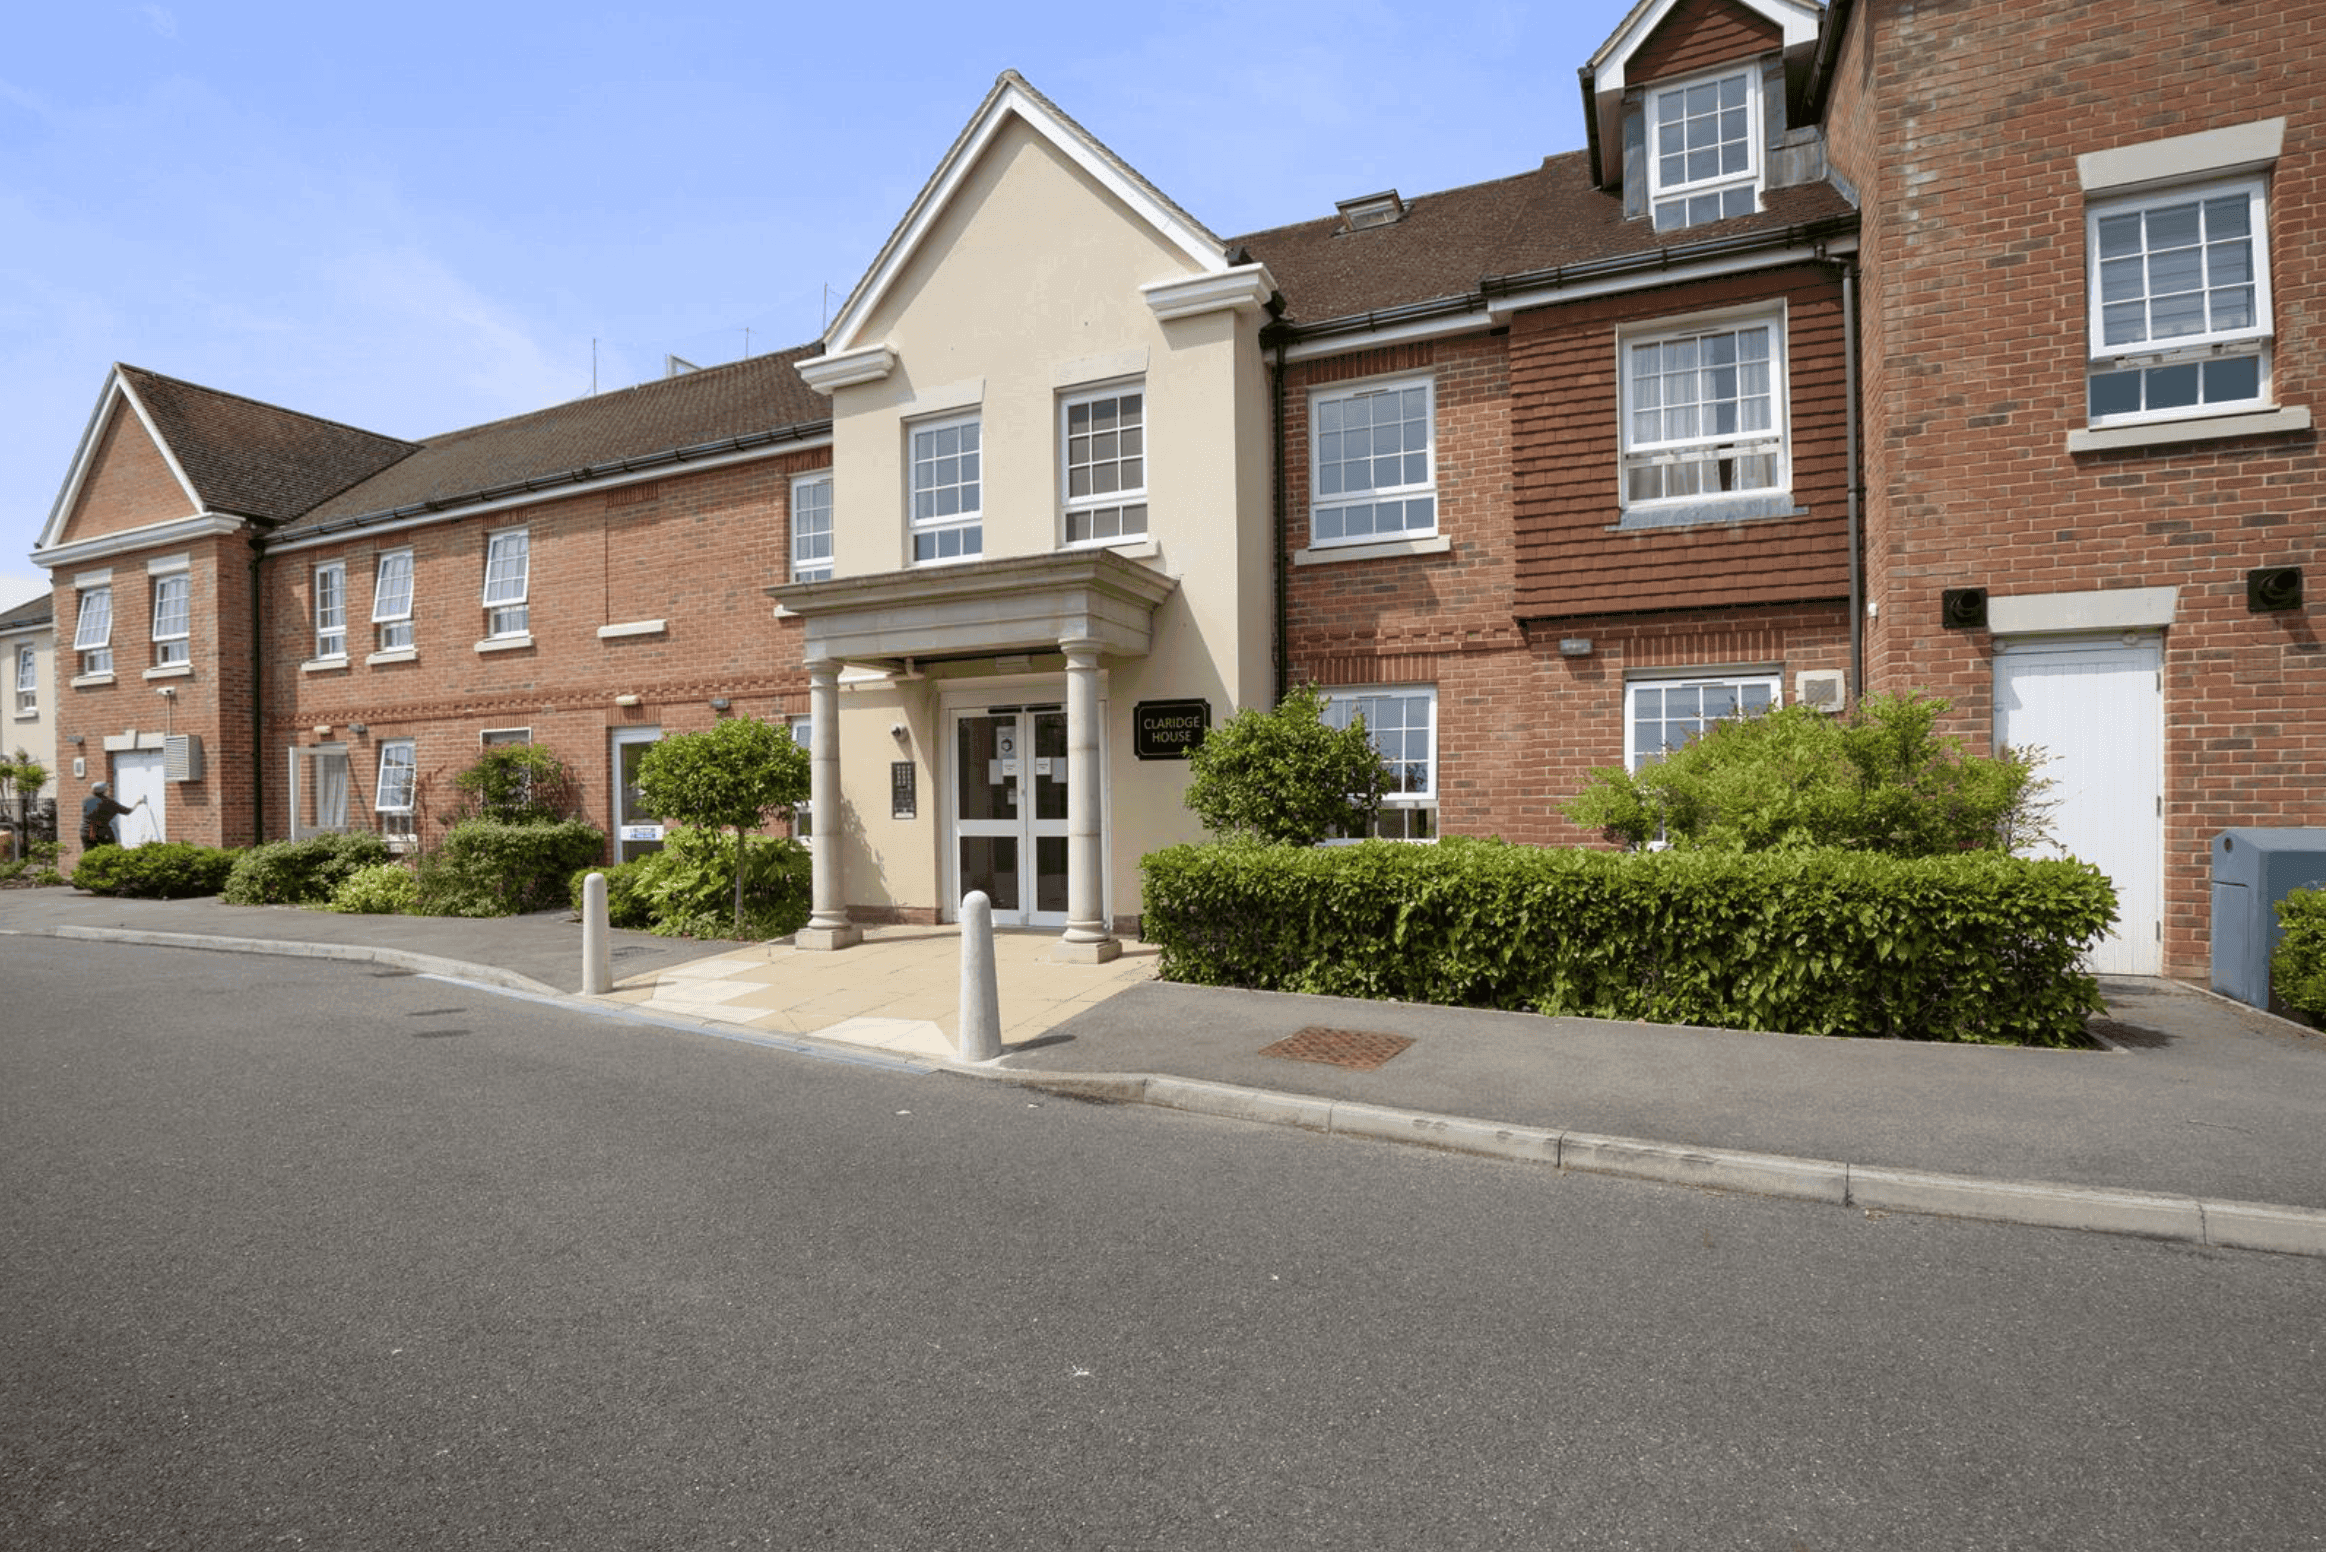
[
  {"xmin": 33, "ymin": 513, "xmax": 247, "ymax": 571},
  {"xmin": 1588, "ymin": 0, "xmax": 1820, "ymax": 92},
  {"xmin": 823, "ymin": 72, "xmax": 1229, "ymax": 357},
  {"xmin": 36, "ymin": 370, "xmax": 207, "ymax": 553}
]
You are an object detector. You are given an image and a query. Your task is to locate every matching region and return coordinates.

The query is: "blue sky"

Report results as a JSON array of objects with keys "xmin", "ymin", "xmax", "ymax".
[{"xmin": 2, "ymin": 0, "xmax": 1627, "ymax": 610}]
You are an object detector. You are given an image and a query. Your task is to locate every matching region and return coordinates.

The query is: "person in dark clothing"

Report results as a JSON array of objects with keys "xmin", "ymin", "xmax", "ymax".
[{"xmin": 80, "ymin": 781, "xmax": 137, "ymax": 847}]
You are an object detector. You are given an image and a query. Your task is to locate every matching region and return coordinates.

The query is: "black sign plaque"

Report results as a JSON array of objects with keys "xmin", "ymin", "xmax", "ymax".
[
  {"xmin": 1133, "ymin": 699, "xmax": 1211, "ymax": 760},
  {"xmin": 890, "ymin": 761, "xmax": 917, "ymax": 820}
]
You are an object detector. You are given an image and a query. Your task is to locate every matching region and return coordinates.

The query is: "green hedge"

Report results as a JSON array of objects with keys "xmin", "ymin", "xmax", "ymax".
[
  {"xmin": 1141, "ymin": 838, "xmax": 2116, "ymax": 1046},
  {"xmin": 567, "ymin": 825, "xmax": 811, "ymax": 941},
  {"xmin": 223, "ymin": 833, "xmax": 392, "ymax": 906},
  {"xmin": 2273, "ymin": 887, "xmax": 2326, "ymax": 1023},
  {"xmin": 417, "ymin": 818, "xmax": 605, "ymax": 917},
  {"xmin": 72, "ymin": 841, "xmax": 239, "ymax": 899},
  {"xmin": 327, "ymin": 862, "xmax": 420, "ymax": 915}
]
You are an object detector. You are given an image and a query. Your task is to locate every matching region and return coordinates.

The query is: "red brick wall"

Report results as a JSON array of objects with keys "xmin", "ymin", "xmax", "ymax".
[
  {"xmin": 1825, "ymin": 0, "xmax": 2326, "ymax": 976},
  {"xmin": 57, "ymin": 403, "xmax": 193, "ymax": 543},
  {"xmin": 1509, "ymin": 264, "xmax": 1852, "ymax": 618},
  {"xmin": 1629, "ymin": 0, "xmax": 1779, "ymax": 87}
]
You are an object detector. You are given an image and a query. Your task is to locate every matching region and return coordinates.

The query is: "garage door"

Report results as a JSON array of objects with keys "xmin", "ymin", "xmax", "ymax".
[
  {"xmin": 110, "ymin": 748, "xmax": 167, "ymax": 849},
  {"xmin": 1993, "ymin": 634, "xmax": 2162, "ymax": 975}
]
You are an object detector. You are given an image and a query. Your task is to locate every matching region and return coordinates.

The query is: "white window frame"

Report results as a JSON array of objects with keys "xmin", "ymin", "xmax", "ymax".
[
  {"xmin": 371, "ymin": 549, "xmax": 415, "ymax": 652},
  {"xmin": 791, "ymin": 473, "xmax": 833, "ymax": 582},
  {"xmin": 1625, "ymin": 673, "xmax": 1781, "ymax": 771},
  {"xmin": 374, "ymin": 738, "xmax": 418, "ymax": 840},
  {"xmin": 907, "ymin": 413, "xmax": 982, "ymax": 566},
  {"xmin": 1060, "ymin": 383, "xmax": 1148, "ymax": 547},
  {"xmin": 314, "ymin": 563, "xmax": 347, "ymax": 660},
  {"xmin": 1321, "ymin": 684, "xmax": 1438, "ymax": 842},
  {"xmin": 1647, "ymin": 65, "xmax": 1762, "ymax": 232},
  {"xmin": 2085, "ymin": 176, "xmax": 2273, "ymax": 429},
  {"xmin": 74, "ymin": 586, "xmax": 113, "ymax": 677},
  {"xmin": 1619, "ymin": 307, "xmax": 1788, "ymax": 516},
  {"xmin": 789, "ymin": 714, "xmax": 813, "ymax": 836},
  {"xmin": 483, "ymin": 528, "xmax": 530, "ymax": 638},
  {"xmin": 1309, "ymin": 375, "xmax": 1437, "ymax": 548},
  {"xmin": 151, "ymin": 574, "xmax": 190, "ymax": 667},
  {"xmin": 14, "ymin": 642, "xmax": 35, "ymax": 714}
]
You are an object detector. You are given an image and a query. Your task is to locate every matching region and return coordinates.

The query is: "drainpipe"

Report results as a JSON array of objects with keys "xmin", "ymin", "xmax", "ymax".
[
  {"xmin": 248, "ymin": 530, "xmax": 266, "ymax": 845},
  {"xmin": 1832, "ymin": 254, "xmax": 1865, "ymax": 707},
  {"xmin": 1266, "ymin": 316, "xmax": 1290, "ymax": 704}
]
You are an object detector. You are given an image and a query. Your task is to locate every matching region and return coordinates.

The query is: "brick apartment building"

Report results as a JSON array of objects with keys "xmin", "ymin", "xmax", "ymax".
[{"xmin": 28, "ymin": 0, "xmax": 2321, "ymax": 979}]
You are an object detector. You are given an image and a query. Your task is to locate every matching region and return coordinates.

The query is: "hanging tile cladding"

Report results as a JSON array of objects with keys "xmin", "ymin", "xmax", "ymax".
[
  {"xmin": 1627, "ymin": 0, "xmax": 1782, "ymax": 86},
  {"xmin": 1284, "ymin": 333, "xmax": 1523, "ymax": 672},
  {"xmin": 1508, "ymin": 263, "xmax": 1852, "ymax": 619}
]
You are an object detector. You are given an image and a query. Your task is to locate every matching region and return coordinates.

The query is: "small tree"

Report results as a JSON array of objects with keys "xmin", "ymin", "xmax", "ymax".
[
  {"xmin": 449, "ymin": 742, "xmax": 576, "ymax": 826},
  {"xmin": 633, "ymin": 717, "xmax": 811, "ymax": 929},
  {"xmin": 1182, "ymin": 683, "xmax": 1389, "ymax": 846},
  {"xmin": 1, "ymin": 749, "xmax": 50, "ymax": 863}
]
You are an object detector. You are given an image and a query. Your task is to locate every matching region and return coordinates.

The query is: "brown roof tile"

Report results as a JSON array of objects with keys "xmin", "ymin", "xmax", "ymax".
[
  {"xmin": 118, "ymin": 365, "xmax": 420, "ymax": 526},
  {"xmin": 0, "ymin": 593, "xmax": 53, "ymax": 631},
  {"xmin": 1232, "ymin": 150, "xmax": 1856, "ymax": 327},
  {"xmin": 286, "ymin": 343, "xmax": 829, "ymax": 534}
]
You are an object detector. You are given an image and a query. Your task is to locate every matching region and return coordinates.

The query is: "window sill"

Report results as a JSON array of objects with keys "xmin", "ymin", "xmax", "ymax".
[
  {"xmin": 301, "ymin": 657, "xmax": 349, "ymax": 675},
  {"xmin": 2067, "ymin": 404, "xmax": 2311, "ymax": 453},
  {"xmin": 475, "ymin": 633, "xmax": 535, "ymax": 654},
  {"xmin": 142, "ymin": 663, "xmax": 192, "ymax": 680},
  {"xmin": 366, "ymin": 648, "xmax": 418, "ymax": 665},
  {"xmin": 1294, "ymin": 534, "xmax": 1451, "ymax": 566},
  {"xmin": 1612, "ymin": 496, "xmax": 1804, "ymax": 532},
  {"xmin": 596, "ymin": 619, "xmax": 666, "ymax": 640},
  {"xmin": 70, "ymin": 672, "xmax": 116, "ymax": 688},
  {"xmin": 12, "ymin": 709, "xmax": 38, "ymax": 721}
]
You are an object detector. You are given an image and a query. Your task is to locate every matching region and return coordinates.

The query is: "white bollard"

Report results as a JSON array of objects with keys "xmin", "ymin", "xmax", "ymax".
[
  {"xmin": 581, "ymin": 871, "xmax": 613, "ymax": 995},
  {"xmin": 958, "ymin": 890, "xmax": 1002, "ymax": 1062}
]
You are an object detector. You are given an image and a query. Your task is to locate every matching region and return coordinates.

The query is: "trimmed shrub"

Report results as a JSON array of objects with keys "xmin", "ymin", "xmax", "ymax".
[
  {"xmin": 71, "ymin": 841, "xmax": 239, "ymax": 899},
  {"xmin": 327, "ymin": 862, "xmax": 420, "ymax": 915},
  {"xmin": 1182, "ymin": 683, "xmax": 1389, "ymax": 845},
  {"xmin": 416, "ymin": 818, "xmax": 605, "ymax": 917},
  {"xmin": 448, "ymin": 742, "xmax": 580, "ymax": 827},
  {"xmin": 2273, "ymin": 887, "xmax": 2326, "ymax": 1023},
  {"xmin": 567, "ymin": 825, "xmax": 811, "ymax": 941},
  {"xmin": 1142, "ymin": 838, "xmax": 2116, "ymax": 1046},
  {"xmin": 222, "ymin": 833, "xmax": 392, "ymax": 906}
]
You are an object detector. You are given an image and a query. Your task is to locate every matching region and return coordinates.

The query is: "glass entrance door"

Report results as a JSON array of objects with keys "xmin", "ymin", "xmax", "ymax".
[
  {"xmin": 611, "ymin": 727, "xmax": 665, "ymax": 863},
  {"xmin": 953, "ymin": 707, "xmax": 1069, "ymax": 927}
]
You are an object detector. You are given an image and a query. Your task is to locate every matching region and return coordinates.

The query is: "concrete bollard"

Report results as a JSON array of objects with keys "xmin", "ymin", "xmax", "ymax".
[
  {"xmin": 958, "ymin": 890, "xmax": 1002, "ymax": 1062},
  {"xmin": 581, "ymin": 871, "xmax": 613, "ymax": 995}
]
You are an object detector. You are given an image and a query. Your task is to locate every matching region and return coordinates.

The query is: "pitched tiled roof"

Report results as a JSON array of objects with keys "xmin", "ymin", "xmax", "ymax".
[
  {"xmin": 1233, "ymin": 150, "xmax": 1857, "ymax": 328},
  {"xmin": 0, "ymin": 593, "xmax": 53, "ymax": 631},
  {"xmin": 285, "ymin": 343, "xmax": 829, "ymax": 535},
  {"xmin": 117, "ymin": 366, "xmax": 420, "ymax": 525}
]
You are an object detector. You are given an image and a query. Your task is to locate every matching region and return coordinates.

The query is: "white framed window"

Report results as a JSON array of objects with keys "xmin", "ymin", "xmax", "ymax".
[
  {"xmin": 1648, "ymin": 67, "xmax": 1761, "ymax": 231},
  {"xmin": 74, "ymin": 586, "xmax": 113, "ymax": 677},
  {"xmin": 1621, "ymin": 313, "xmax": 1786, "ymax": 511},
  {"xmin": 151, "ymin": 574, "xmax": 190, "ymax": 667},
  {"xmin": 1626, "ymin": 674, "xmax": 1780, "ymax": 770},
  {"xmin": 791, "ymin": 474, "xmax": 833, "ymax": 581},
  {"xmin": 372, "ymin": 549, "xmax": 415, "ymax": 651},
  {"xmin": 908, "ymin": 414, "xmax": 981, "ymax": 564},
  {"xmin": 483, "ymin": 529, "xmax": 530, "ymax": 637},
  {"xmin": 1310, "ymin": 377, "xmax": 1436, "ymax": 546},
  {"xmin": 2086, "ymin": 178, "xmax": 2271, "ymax": 425},
  {"xmin": 1061, "ymin": 386, "xmax": 1147, "ymax": 545},
  {"xmin": 789, "ymin": 714, "xmax": 812, "ymax": 836},
  {"xmin": 314, "ymin": 563, "xmax": 347, "ymax": 659},
  {"xmin": 14, "ymin": 643, "xmax": 35, "ymax": 713},
  {"xmin": 374, "ymin": 738, "xmax": 417, "ymax": 841},
  {"xmin": 1322, "ymin": 685, "xmax": 1437, "ymax": 841}
]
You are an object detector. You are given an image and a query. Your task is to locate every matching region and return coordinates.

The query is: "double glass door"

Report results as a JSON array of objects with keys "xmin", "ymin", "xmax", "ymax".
[{"xmin": 954, "ymin": 707, "xmax": 1068, "ymax": 926}]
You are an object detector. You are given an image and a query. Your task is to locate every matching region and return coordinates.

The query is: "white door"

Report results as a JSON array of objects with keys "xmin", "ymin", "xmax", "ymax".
[
  {"xmin": 1994, "ymin": 634, "xmax": 2163, "ymax": 975},
  {"xmin": 111, "ymin": 749, "xmax": 166, "ymax": 847},
  {"xmin": 951, "ymin": 706, "xmax": 1070, "ymax": 927},
  {"xmin": 611, "ymin": 727, "xmax": 665, "ymax": 863}
]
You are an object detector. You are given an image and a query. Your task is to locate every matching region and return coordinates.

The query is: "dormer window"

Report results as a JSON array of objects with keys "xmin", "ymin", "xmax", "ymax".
[
  {"xmin": 1649, "ymin": 67, "xmax": 1759, "ymax": 231},
  {"xmin": 1336, "ymin": 190, "xmax": 1406, "ymax": 232}
]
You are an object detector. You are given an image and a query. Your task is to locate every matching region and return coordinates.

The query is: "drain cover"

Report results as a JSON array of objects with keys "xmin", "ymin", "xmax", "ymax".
[{"xmin": 1259, "ymin": 1025, "xmax": 1414, "ymax": 1071}]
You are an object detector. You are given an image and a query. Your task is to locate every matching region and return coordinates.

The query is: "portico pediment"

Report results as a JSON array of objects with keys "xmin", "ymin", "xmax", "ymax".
[{"xmin": 765, "ymin": 549, "xmax": 1179, "ymax": 666}]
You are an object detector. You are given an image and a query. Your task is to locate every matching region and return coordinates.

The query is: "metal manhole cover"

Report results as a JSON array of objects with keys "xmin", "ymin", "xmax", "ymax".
[{"xmin": 1259, "ymin": 1025, "xmax": 1415, "ymax": 1071}]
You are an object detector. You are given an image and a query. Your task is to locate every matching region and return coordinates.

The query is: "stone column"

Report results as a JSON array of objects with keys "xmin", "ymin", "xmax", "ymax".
[
  {"xmin": 797, "ymin": 658, "xmax": 860, "ymax": 951},
  {"xmin": 1057, "ymin": 637, "xmax": 1119, "ymax": 963}
]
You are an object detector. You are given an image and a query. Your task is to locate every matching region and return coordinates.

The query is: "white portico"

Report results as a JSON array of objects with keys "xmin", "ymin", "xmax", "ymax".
[{"xmin": 767, "ymin": 549, "xmax": 1179, "ymax": 962}]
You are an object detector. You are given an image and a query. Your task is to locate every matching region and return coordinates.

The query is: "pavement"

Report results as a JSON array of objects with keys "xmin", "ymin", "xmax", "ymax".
[{"xmin": 7, "ymin": 886, "xmax": 2326, "ymax": 1257}]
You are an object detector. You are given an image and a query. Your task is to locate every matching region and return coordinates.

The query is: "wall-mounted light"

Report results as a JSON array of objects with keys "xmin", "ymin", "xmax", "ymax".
[
  {"xmin": 66, "ymin": 734, "xmax": 83, "ymax": 746},
  {"xmin": 155, "ymin": 686, "xmax": 177, "ymax": 699},
  {"xmin": 708, "ymin": 697, "xmax": 731, "ymax": 712},
  {"xmin": 2248, "ymin": 566, "xmax": 2304, "ymax": 613},
  {"xmin": 347, "ymin": 722, "xmax": 368, "ymax": 735},
  {"xmin": 614, "ymin": 694, "xmax": 642, "ymax": 708},
  {"xmin": 1941, "ymin": 587, "xmax": 1989, "ymax": 630},
  {"xmin": 1559, "ymin": 638, "xmax": 1593, "ymax": 657}
]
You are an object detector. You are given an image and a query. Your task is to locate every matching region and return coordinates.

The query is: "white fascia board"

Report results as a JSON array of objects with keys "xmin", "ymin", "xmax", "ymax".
[
  {"xmin": 36, "ymin": 372, "xmax": 207, "ymax": 552},
  {"xmin": 32, "ymin": 512, "xmax": 247, "ymax": 571},
  {"xmin": 797, "ymin": 344, "xmax": 898, "ymax": 394},
  {"xmin": 2078, "ymin": 118, "xmax": 2286, "ymax": 195},
  {"xmin": 1588, "ymin": 0, "xmax": 1821, "ymax": 92},
  {"xmin": 263, "ymin": 434, "xmax": 830, "ymax": 556},
  {"xmin": 1143, "ymin": 264, "xmax": 1277, "ymax": 323},
  {"xmin": 825, "ymin": 74, "xmax": 1229, "ymax": 356}
]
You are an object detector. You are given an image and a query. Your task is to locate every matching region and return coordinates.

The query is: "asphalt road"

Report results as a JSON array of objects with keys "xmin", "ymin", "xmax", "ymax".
[{"xmin": 6, "ymin": 938, "xmax": 2324, "ymax": 1549}]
